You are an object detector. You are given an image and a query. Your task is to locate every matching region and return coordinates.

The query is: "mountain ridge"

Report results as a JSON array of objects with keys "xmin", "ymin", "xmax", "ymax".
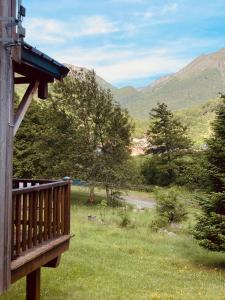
[{"xmin": 66, "ymin": 47, "xmax": 225, "ymax": 118}]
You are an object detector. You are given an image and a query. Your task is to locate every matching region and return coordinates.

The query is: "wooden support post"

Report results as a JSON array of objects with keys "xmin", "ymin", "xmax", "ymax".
[
  {"xmin": 38, "ymin": 82, "xmax": 48, "ymax": 100},
  {"xmin": 26, "ymin": 269, "xmax": 41, "ymax": 300},
  {"xmin": 13, "ymin": 81, "xmax": 39, "ymax": 136},
  {"xmin": 0, "ymin": 0, "xmax": 16, "ymax": 293}
]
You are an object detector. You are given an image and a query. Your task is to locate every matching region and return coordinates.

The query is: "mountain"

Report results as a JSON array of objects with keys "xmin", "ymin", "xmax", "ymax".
[
  {"xmin": 17, "ymin": 48, "xmax": 225, "ymax": 121},
  {"xmin": 112, "ymin": 48, "xmax": 225, "ymax": 118},
  {"xmin": 142, "ymin": 49, "xmax": 225, "ymax": 107},
  {"xmin": 66, "ymin": 48, "xmax": 224, "ymax": 119},
  {"xmin": 65, "ymin": 64, "xmax": 116, "ymax": 91},
  {"xmin": 66, "ymin": 48, "xmax": 225, "ymax": 119}
]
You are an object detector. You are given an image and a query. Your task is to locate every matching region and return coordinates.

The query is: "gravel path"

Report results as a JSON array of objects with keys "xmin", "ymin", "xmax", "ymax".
[{"xmin": 121, "ymin": 195, "xmax": 156, "ymax": 209}]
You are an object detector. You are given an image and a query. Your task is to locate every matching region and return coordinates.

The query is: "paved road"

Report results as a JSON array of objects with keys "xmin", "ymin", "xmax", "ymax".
[{"xmin": 121, "ymin": 195, "xmax": 156, "ymax": 209}]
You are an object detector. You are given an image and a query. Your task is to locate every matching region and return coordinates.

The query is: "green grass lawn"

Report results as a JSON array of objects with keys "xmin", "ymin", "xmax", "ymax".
[{"xmin": 2, "ymin": 186, "xmax": 225, "ymax": 300}]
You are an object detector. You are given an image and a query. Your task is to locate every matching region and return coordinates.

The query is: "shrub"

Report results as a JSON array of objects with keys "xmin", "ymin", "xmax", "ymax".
[
  {"xmin": 141, "ymin": 155, "xmax": 176, "ymax": 186},
  {"xmin": 194, "ymin": 192, "xmax": 225, "ymax": 251},
  {"xmin": 154, "ymin": 187, "xmax": 188, "ymax": 223},
  {"xmin": 150, "ymin": 214, "xmax": 169, "ymax": 231},
  {"xmin": 119, "ymin": 213, "xmax": 131, "ymax": 227},
  {"xmin": 118, "ymin": 204, "xmax": 131, "ymax": 228},
  {"xmin": 97, "ymin": 200, "xmax": 108, "ymax": 222},
  {"xmin": 141, "ymin": 152, "xmax": 210, "ymax": 190},
  {"xmin": 106, "ymin": 188, "xmax": 123, "ymax": 207}
]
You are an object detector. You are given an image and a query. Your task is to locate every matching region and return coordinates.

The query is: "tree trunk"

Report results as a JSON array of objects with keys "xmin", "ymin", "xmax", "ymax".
[
  {"xmin": 88, "ymin": 183, "xmax": 95, "ymax": 203},
  {"xmin": 105, "ymin": 185, "xmax": 110, "ymax": 202}
]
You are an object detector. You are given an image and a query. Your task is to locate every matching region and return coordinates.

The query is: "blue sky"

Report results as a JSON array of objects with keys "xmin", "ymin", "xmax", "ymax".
[{"xmin": 23, "ymin": 0, "xmax": 225, "ymax": 88}]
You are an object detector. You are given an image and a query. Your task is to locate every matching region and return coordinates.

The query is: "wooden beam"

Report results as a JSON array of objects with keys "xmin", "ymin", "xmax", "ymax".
[
  {"xmin": 0, "ymin": 0, "xmax": 16, "ymax": 293},
  {"xmin": 14, "ymin": 77, "xmax": 33, "ymax": 84},
  {"xmin": 44, "ymin": 256, "xmax": 61, "ymax": 268},
  {"xmin": 26, "ymin": 269, "xmax": 41, "ymax": 300},
  {"xmin": 13, "ymin": 81, "xmax": 39, "ymax": 136}
]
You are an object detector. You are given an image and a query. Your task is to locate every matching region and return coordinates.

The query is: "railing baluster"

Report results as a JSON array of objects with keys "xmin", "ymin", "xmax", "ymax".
[
  {"xmin": 56, "ymin": 187, "xmax": 61, "ymax": 237},
  {"xmin": 15, "ymin": 194, "xmax": 22, "ymax": 257},
  {"xmin": 28, "ymin": 192, "xmax": 33, "ymax": 249},
  {"xmin": 44, "ymin": 190, "xmax": 48, "ymax": 241},
  {"xmin": 48, "ymin": 188, "xmax": 52, "ymax": 239},
  {"xmin": 33, "ymin": 191, "xmax": 38, "ymax": 246},
  {"xmin": 38, "ymin": 190, "xmax": 44, "ymax": 244},
  {"xmin": 61, "ymin": 186, "xmax": 65, "ymax": 235},
  {"xmin": 53, "ymin": 188, "xmax": 57, "ymax": 238},
  {"xmin": 22, "ymin": 193, "xmax": 27, "ymax": 252}
]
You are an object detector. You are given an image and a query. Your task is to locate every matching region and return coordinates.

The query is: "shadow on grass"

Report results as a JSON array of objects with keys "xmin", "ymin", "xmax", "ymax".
[
  {"xmin": 71, "ymin": 187, "xmax": 105, "ymax": 206},
  {"xmin": 71, "ymin": 185, "xmax": 122, "ymax": 207},
  {"xmin": 175, "ymin": 236, "xmax": 225, "ymax": 270}
]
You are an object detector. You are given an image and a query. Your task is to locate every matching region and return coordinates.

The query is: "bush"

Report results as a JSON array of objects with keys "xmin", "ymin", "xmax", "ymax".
[
  {"xmin": 97, "ymin": 200, "xmax": 108, "ymax": 222},
  {"xmin": 141, "ymin": 152, "xmax": 210, "ymax": 190},
  {"xmin": 172, "ymin": 152, "xmax": 211, "ymax": 190},
  {"xmin": 154, "ymin": 187, "xmax": 188, "ymax": 223},
  {"xmin": 119, "ymin": 213, "xmax": 131, "ymax": 227},
  {"xmin": 194, "ymin": 192, "xmax": 225, "ymax": 251},
  {"xmin": 141, "ymin": 155, "xmax": 175, "ymax": 186},
  {"xmin": 150, "ymin": 214, "xmax": 169, "ymax": 231}
]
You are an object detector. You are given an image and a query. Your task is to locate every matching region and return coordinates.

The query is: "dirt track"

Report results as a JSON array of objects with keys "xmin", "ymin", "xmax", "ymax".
[{"xmin": 121, "ymin": 195, "xmax": 156, "ymax": 209}]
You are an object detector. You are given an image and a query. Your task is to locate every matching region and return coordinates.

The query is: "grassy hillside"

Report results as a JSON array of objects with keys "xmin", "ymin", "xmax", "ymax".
[
  {"xmin": 3, "ymin": 186, "xmax": 225, "ymax": 300},
  {"xmin": 133, "ymin": 98, "xmax": 220, "ymax": 145},
  {"xmin": 141, "ymin": 68, "xmax": 224, "ymax": 114},
  {"xmin": 176, "ymin": 99, "xmax": 220, "ymax": 145}
]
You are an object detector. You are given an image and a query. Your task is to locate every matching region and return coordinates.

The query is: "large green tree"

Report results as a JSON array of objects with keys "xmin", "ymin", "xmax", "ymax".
[
  {"xmin": 143, "ymin": 103, "xmax": 192, "ymax": 186},
  {"xmin": 194, "ymin": 95, "xmax": 225, "ymax": 251},
  {"xmin": 146, "ymin": 102, "xmax": 192, "ymax": 158},
  {"xmin": 13, "ymin": 95, "xmax": 76, "ymax": 179},
  {"xmin": 52, "ymin": 69, "xmax": 133, "ymax": 201},
  {"xmin": 14, "ymin": 69, "xmax": 133, "ymax": 203}
]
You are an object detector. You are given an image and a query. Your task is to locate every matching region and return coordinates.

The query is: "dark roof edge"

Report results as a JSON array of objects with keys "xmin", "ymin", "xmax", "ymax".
[{"xmin": 21, "ymin": 42, "xmax": 70, "ymax": 80}]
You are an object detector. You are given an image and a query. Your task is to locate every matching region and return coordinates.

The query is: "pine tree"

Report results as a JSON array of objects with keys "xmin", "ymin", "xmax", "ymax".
[
  {"xmin": 147, "ymin": 103, "xmax": 192, "ymax": 159},
  {"xmin": 194, "ymin": 95, "xmax": 225, "ymax": 251},
  {"xmin": 143, "ymin": 103, "xmax": 192, "ymax": 186}
]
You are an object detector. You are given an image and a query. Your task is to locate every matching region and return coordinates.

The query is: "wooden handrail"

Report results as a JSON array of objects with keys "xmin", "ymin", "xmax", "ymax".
[
  {"xmin": 13, "ymin": 178, "xmax": 55, "ymax": 183},
  {"xmin": 12, "ymin": 181, "xmax": 70, "ymax": 195}
]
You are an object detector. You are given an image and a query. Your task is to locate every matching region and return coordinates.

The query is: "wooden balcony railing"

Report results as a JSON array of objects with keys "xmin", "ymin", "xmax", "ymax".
[{"xmin": 12, "ymin": 179, "xmax": 71, "ymax": 260}]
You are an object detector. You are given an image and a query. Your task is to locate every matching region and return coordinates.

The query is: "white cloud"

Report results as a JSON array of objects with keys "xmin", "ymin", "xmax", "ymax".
[
  {"xmin": 141, "ymin": 1, "xmax": 179, "ymax": 20},
  {"xmin": 27, "ymin": 18, "xmax": 67, "ymax": 43},
  {"xmin": 25, "ymin": 16, "xmax": 118, "ymax": 45},
  {"xmin": 162, "ymin": 3, "xmax": 179, "ymax": 14},
  {"xmin": 53, "ymin": 43, "xmax": 191, "ymax": 83},
  {"xmin": 96, "ymin": 55, "xmax": 189, "ymax": 82},
  {"xmin": 53, "ymin": 36, "xmax": 222, "ymax": 84},
  {"xmin": 78, "ymin": 16, "xmax": 118, "ymax": 36}
]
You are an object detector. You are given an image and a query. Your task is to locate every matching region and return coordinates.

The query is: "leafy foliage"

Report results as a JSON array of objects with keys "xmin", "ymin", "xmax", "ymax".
[
  {"xmin": 14, "ymin": 69, "xmax": 133, "ymax": 203},
  {"xmin": 14, "ymin": 96, "xmax": 77, "ymax": 178}
]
